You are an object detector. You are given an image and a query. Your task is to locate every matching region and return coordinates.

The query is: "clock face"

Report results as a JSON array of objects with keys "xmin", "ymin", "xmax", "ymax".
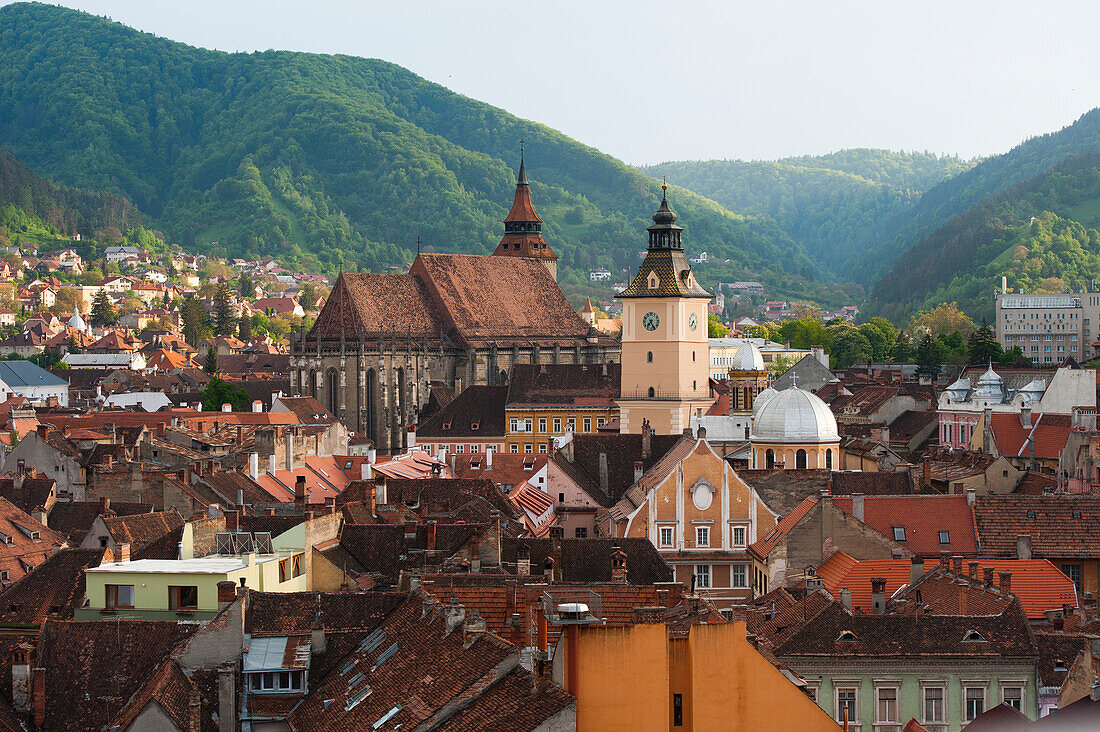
[
  {"xmin": 642, "ymin": 312, "xmax": 660, "ymax": 331},
  {"xmin": 688, "ymin": 313, "xmax": 698, "ymax": 331}
]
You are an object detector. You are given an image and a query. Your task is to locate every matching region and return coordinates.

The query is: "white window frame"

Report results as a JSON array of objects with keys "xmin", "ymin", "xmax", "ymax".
[
  {"xmin": 874, "ymin": 683, "xmax": 900, "ymax": 725},
  {"xmin": 696, "ymin": 526, "xmax": 710, "ymax": 547},
  {"xmin": 730, "ymin": 524, "xmax": 747, "ymax": 548},
  {"xmin": 920, "ymin": 682, "xmax": 946, "ymax": 724},
  {"xmin": 1000, "ymin": 681, "xmax": 1026, "ymax": 712},
  {"xmin": 731, "ymin": 563, "xmax": 748, "ymax": 588},
  {"xmin": 963, "ymin": 683, "xmax": 987, "ymax": 721},
  {"xmin": 694, "ymin": 564, "xmax": 711, "ymax": 589},
  {"xmin": 583, "ymin": 417, "xmax": 592, "ymax": 432},
  {"xmin": 553, "ymin": 417, "xmax": 562, "ymax": 433},
  {"xmin": 538, "ymin": 417, "xmax": 547, "ymax": 433},
  {"xmin": 658, "ymin": 526, "xmax": 674, "ymax": 548},
  {"xmin": 834, "ymin": 684, "xmax": 859, "ymax": 727}
]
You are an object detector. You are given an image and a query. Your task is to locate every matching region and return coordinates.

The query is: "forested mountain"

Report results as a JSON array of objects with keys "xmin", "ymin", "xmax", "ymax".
[
  {"xmin": 0, "ymin": 3, "xmax": 865, "ymax": 305},
  {"xmin": 859, "ymin": 108, "xmax": 1100, "ymax": 285},
  {"xmin": 872, "ymin": 150, "xmax": 1100, "ymax": 322},
  {"xmin": 641, "ymin": 150, "xmax": 971, "ymax": 276}
]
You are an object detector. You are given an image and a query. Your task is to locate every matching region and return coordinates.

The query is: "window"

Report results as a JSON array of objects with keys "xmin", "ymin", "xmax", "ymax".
[
  {"xmin": 659, "ymin": 526, "xmax": 674, "ymax": 548},
  {"xmin": 583, "ymin": 417, "xmax": 591, "ymax": 433},
  {"xmin": 525, "ymin": 418, "xmax": 533, "ymax": 432},
  {"xmin": 456, "ymin": 444, "xmax": 464, "ymax": 453},
  {"xmin": 892, "ymin": 526, "xmax": 906, "ymax": 541},
  {"xmin": 249, "ymin": 670, "xmax": 305, "ymax": 693},
  {"xmin": 876, "ymin": 687, "xmax": 898, "ymax": 724},
  {"xmin": 673, "ymin": 693, "xmax": 683, "ymax": 726},
  {"xmin": 538, "ymin": 418, "xmax": 547, "ymax": 433},
  {"xmin": 732, "ymin": 564, "xmax": 747, "ymax": 588},
  {"xmin": 694, "ymin": 565, "xmax": 711, "ymax": 589},
  {"xmin": 538, "ymin": 444, "xmax": 547, "ymax": 453},
  {"xmin": 292, "ymin": 553, "xmax": 303, "ymax": 578},
  {"xmin": 106, "ymin": 584, "xmax": 135, "ymax": 609},
  {"xmin": 567, "ymin": 418, "xmax": 576, "ymax": 433},
  {"xmin": 597, "ymin": 417, "xmax": 605, "ymax": 428},
  {"xmin": 1002, "ymin": 685, "xmax": 1023, "ymax": 711},
  {"xmin": 825, "ymin": 449, "xmax": 832, "ymax": 470},
  {"xmin": 647, "ymin": 351, "xmax": 653, "ymax": 363},
  {"xmin": 558, "ymin": 493, "xmax": 566, "ymax": 503},
  {"xmin": 965, "ymin": 686, "xmax": 985, "ymax": 720},
  {"xmin": 731, "ymin": 525, "xmax": 746, "ymax": 547},
  {"xmin": 835, "ymin": 688, "xmax": 857, "ymax": 725},
  {"xmin": 695, "ymin": 527, "xmax": 710, "ymax": 547},
  {"xmin": 648, "ymin": 387, "xmax": 655, "ymax": 398},
  {"xmin": 279, "ymin": 558, "xmax": 290, "ymax": 582},
  {"xmin": 168, "ymin": 585, "xmax": 198, "ymax": 611},
  {"xmin": 795, "ymin": 449, "xmax": 807, "ymax": 469},
  {"xmin": 523, "ymin": 443, "xmax": 532, "ymax": 454},
  {"xmin": 574, "ymin": 527, "xmax": 587, "ymax": 538},
  {"xmin": 510, "ymin": 418, "xmax": 519, "ymax": 432},
  {"xmin": 765, "ymin": 449, "xmax": 775, "ymax": 470},
  {"xmin": 510, "ymin": 443, "xmax": 518, "ymax": 453},
  {"xmin": 1061, "ymin": 563, "xmax": 1083, "ymax": 592},
  {"xmin": 938, "ymin": 530, "xmax": 950, "ymax": 544},
  {"xmin": 922, "ymin": 685, "xmax": 944, "ymax": 723}
]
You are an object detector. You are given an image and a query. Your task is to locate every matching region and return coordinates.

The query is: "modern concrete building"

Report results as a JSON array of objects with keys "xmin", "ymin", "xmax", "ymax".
[{"xmin": 995, "ymin": 291, "xmax": 1100, "ymax": 365}]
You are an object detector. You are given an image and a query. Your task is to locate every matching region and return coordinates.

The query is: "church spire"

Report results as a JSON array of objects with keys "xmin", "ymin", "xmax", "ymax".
[{"xmin": 493, "ymin": 145, "xmax": 558, "ymax": 280}]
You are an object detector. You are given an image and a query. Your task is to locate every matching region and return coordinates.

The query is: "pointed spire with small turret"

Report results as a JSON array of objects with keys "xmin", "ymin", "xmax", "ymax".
[{"xmin": 493, "ymin": 143, "xmax": 558, "ymax": 279}]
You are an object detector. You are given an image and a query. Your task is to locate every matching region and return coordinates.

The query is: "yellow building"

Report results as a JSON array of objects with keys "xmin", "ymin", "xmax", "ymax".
[
  {"xmin": 557, "ymin": 620, "xmax": 842, "ymax": 731},
  {"xmin": 504, "ymin": 363, "xmax": 619, "ymax": 453},
  {"xmin": 750, "ymin": 385, "xmax": 840, "ymax": 470},
  {"xmin": 617, "ymin": 185, "xmax": 713, "ymax": 435}
]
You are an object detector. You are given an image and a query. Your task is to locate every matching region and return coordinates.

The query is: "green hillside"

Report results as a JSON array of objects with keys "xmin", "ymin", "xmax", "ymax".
[
  {"xmin": 641, "ymin": 150, "xmax": 972, "ymax": 276},
  {"xmin": 872, "ymin": 150, "xmax": 1100, "ymax": 322},
  {"xmin": 0, "ymin": 3, "xmax": 863, "ymax": 305}
]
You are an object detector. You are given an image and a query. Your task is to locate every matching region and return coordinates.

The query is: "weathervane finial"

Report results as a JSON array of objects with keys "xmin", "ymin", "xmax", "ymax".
[{"xmin": 662, "ymin": 175, "xmax": 667, "ymax": 192}]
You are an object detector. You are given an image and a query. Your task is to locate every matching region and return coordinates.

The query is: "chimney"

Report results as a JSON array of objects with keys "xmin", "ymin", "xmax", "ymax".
[
  {"xmin": 516, "ymin": 544, "xmax": 530, "ymax": 576},
  {"xmin": 360, "ymin": 462, "xmax": 372, "ymax": 481},
  {"xmin": 983, "ymin": 566, "xmax": 994, "ymax": 586},
  {"xmin": 189, "ymin": 687, "xmax": 201, "ymax": 732},
  {"xmin": 117, "ymin": 543, "xmax": 130, "ymax": 562},
  {"xmin": 641, "ymin": 420, "xmax": 652, "ymax": 459},
  {"xmin": 217, "ymin": 580, "xmax": 236, "ymax": 611},
  {"xmin": 463, "ymin": 608, "xmax": 487, "ymax": 647},
  {"xmin": 248, "ymin": 453, "xmax": 259, "ymax": 480},
  {"xmin": 406, "ymin": 426, "xmax": 416, "ymax": 450},
  {"xmin": 909, "ymin": 557, "xmax": 924, "ymax": 586},
  {"xmin": 983, "ymin": 408, "xmax": 993, "ymax": 453},
  {"xmin": 32, "ymin": 507, "xmax": 47, "ymax": 527},
  {"xmin": 851, "ymin": 493, "xmax": 865, "ymax": 522},
  {"xmin": 871, "ymin": 578, "xmax": 887, "ymax": 614},
  {"xmin": 485, "ymin": 448, "xmax": 493, "ymax": 468},
  {"xmin": 11, "ymin": 646, "xmax": 30, "ymax": 715},
  {"xmin": 444, "ymin": 597, "xmax": 465, "ymax": 634},
  {"xmin": 217, "ymin": 668, "xmax": 235, "ymax": 732},
  {"xmin": 268, "ymin": 454, "xmax": 276, "ymax": 474},
  {"xmin": 99, "ymin": 496, "xmax": 110, "ymax": 515},
  {"xmin": 951, "ymin": 555, "xmax": 962, "ymax": 575},
  {"xmin": 543, "ymin": 555, "xmax": 555, "ymax": 584},
  {"xmin": 633, "ymin": 460, "xmax": 644, "ymax": 484},
  {"xmin": 252, "ymin": 400, "xmax": 262, "ymax": 413},
  {"xmin": 966, "ymin": 488, "xmax": 976, "ymax": 506},
  {"xmin": 311, "ymin": 617, "xmax": 327, "ymax": 655},
  {"xmin": 294, "ymin": 475, "xmax": 307, "ymax": 508},
  {"xmin": 367, "ymin": 447, "xmax": 377, "ymax": 465},
  {"xmin": 285, "ymin": 432, "xmax": 294, "ymax": 470},
  {"xmin": 157, "ymin": 422, "xmax": 165, "ymax": 438},
  {"xmin": 611, "ymin": 548, "xmax": 628, "ymax": 584},
  {"xmin": 598, "ymin": 450, "xmax": 609, "ymax": 495},
  {"xmin": 221, "ymin": 402, "xmax": 231, "ymax": 413},
  {"xmin": 1016, "ymin": 534, "xmax": 1032, "ymax": 560},
  {"xmin": 840, "ymin": 588, "xmax": 852, "ymax": 611},
  {"xmin": 922, "ymin": 456, "xmax": 931, "ymax": 486},
  {"xmin": 224, "ymin": 509, "xmax": 238, "ymax": 533},
  {"xmin": 939, "ymin": 550, "xmax": 950, "ymax": 569},
  {"xmin": 426, "ymin": 521, "xmax": 437, "ymax": 551},
  {"xmin": 236, "ymin": 425, "xmax": 243, "ymax": 445},
  {"xmin": 35, "ymin": 424, "xmax": 47, "ymax": 441},
  {"xmin": 967, "ymin": 560, "xmax": 980, "ymax": 579},
  {"xmin": 1021, "ymin": 405, "xmax": 1032, "ymax": 429},
  {"xmin": 999, "ymin": 571, "xmax": 1013, "ymax": 595},
  {"xmin": 32, "ymin": 667, "xmax": 45, "ymax": 729}
]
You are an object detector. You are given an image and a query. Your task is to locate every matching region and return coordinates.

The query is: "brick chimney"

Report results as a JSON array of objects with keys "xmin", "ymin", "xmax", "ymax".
[
  {"xmin": 967, "ymin": 560, "xmax": 980, "ymax": 580},
  {"xmin": 32, "ymin": 667, "xmax": 45, "ymax": 729},
  {"xmin": 871, "ymin": 578, "xmax": 887, "ymax": 614},
  {"xmin": 11, "ymin": 645, "xmax": 30, "ymax": 715},
  {"xmin": 516, "ymin": 544, "xmax": 530, "ymax": 576},
  {"xmin": 224, "ymin": 509, "xmax": 238, "ymax": 533},
  {"xmin": 999, "ymin": 571, "xmax": 1013, "ymax": 595},
  {"xmin": 983, "ymin": 566, "xmax": 994, "ymax": 586},
  {"xmin": 217, "ymin": 581, "xmax": 236, "ymax": 612},
  {"xmin": 35, "ymin": 424, "xmax": 47, "ymax": 441},
  {"xmin": 641, "ymin": 420, "xmax": 652, "ymax": 460},
  {"xmin": 922, "ymin": 455, "xmax": 931, "ymax": 486},
  {"xmin": 294, "ymin": 475, "xmax": 307, "ymax": 508},
  {"xmin": 909, "ymin": 557, "xmax": 924, "ymax": 586},
  {"xmin": 426, "ymin": 521, "xmax": 437, "ymax": 552},
  {"xmin": 951, "ymin": 556, "xmax": 962, "ymax": 575},
  {"xmin": 117, "ymin": 543, "xmax": 130, "ymax": 563},
  {"xmin": 611, "ymin": 548, "xmax": 628, "ymax": 584},
  {"xmin": 939, "ymin": 550, "xmax": 950, "ymax": 569}
]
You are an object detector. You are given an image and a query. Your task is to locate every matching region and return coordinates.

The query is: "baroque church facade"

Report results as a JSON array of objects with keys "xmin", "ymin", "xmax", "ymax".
[{"xmin": 290, "ymin": 158, "xmax": 619, "ymax": 453}]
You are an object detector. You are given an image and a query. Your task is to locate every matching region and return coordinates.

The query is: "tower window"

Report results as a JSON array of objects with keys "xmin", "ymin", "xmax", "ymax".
[
  {"xmin": 647, "ymin": 352, "xmax": 653, "ymax": 363},
  {"xmin": 648, "ymin": 387, "xmax": 655, "ymax": 398}
]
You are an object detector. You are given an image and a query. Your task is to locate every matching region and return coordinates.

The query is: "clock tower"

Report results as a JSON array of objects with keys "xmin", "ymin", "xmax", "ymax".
[{"xmin": 617, "ymin": 183, "xmax": 713, "ymax": 435}]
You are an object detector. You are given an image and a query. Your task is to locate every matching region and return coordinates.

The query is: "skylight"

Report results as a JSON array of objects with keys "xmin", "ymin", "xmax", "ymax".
[
  {"xmin": 892, "ymin": 526, "xmax": 906, "ymax": 541},
  {"xmin": 938, "ymin": 531, "xmax": 950, "ymax": 544}
]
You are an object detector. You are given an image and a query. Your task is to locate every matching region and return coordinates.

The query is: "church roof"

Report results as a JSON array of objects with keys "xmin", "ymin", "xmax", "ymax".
[
  {"xmin": 307, "ymin": 254, "xmax": 597, "ymax": 348},
  {"xmin": 618, "ymin": 248, "xmax": 712, "ymax": 299},
  {"xmin": 503, "ymin": 157, "xmax": 541, "ymax": 224}
]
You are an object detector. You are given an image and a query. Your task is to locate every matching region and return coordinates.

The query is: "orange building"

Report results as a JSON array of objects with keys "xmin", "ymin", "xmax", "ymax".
[{"xmin": 557, "ymin": 620, "xmax": 841, "ymax": 731}]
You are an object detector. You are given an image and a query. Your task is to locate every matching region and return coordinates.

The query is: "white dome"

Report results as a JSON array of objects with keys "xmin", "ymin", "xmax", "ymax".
[
  {"xmin": 974, "ymin": 364, "xmax": 1004, "ymax": 400},
  {"xmin": 731, "ymin": 342, "xmax": 765, "ymax": 371},
  {"xmin": 751, "ymin": 386, "xmax": 838, "ymax": 443},
  {"xmin": 752, "ymin": 386, "xmax": 779, "ymax": 417},
  {"xmin": 67, "ymin": 308, "xmax": 87, "ymax": 332}
]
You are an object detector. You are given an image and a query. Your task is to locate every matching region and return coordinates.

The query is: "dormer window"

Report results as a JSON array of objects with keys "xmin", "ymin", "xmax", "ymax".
[
  {"xmin": 648, "ymin": 273, "xmax": 659, "ymax": 289},
  {"xmin": 962, "ymin": 629, "xmax": 986, "ymax": 642},
  {"xmin": 837, "ymin": 630, "xmax": 858, "ymax": 642},
  {"xmin": 892, "ymin": 526, "xmax": 906, "ymax": 541},
  {"xmin": 470, "ymin": 421, "xmax": 480, "ymax": 431},
  {"xmin": 442, "ymin": 421, "xmax": 452, "ymax": 431}
]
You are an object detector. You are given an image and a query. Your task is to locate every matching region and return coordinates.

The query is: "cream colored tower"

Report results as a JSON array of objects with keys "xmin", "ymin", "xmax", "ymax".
[{"xmin": 617, "ymin": 184, "xmax": 714, "ymax": 435}]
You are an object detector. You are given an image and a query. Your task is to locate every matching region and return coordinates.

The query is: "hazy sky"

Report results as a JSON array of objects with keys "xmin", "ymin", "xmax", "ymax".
[{"xmin": 17, "ymin": 1, "xmax": 1100, "ymax": 165}]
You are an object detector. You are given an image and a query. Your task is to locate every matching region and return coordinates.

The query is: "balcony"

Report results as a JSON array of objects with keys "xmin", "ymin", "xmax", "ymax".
[{"xmin": 619, "ymin": 388, "xmax": 710, "ymax": 401}]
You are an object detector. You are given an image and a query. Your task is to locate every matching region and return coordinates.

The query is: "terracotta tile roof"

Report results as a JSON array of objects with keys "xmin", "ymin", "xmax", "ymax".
[
  {"xmin": 336, "ymin": 523, "xmax": 489, "ymax": 585},
  {"xmin": 501, "ymin": 538, "xmax": 672, "ymax": 585},
  {"xmin": 1036, "ymin": 633, "xmax": 1092, "ymax": 689},
  {"xmin": 506, "ymin": 363, "xmax": 620, "ymax": 405},
  {"xmin": 36, "ymin": 618, "xmax": 197, "ymax": 732},
  {"xmin": 990, "ymin": 412, "xmax": 1072, "ymax": 460},
  {"xmin": 831, "ymin": 385, "xmax": 901, "ymax": 417},
  {"xmin": 46, "ymin": 501, "xmax": 152, "ymax": 545},
  {"xmin": 751, "ymin": 496, "xmax": 818, "ymax": 558},
  {"xmin": 101, "ymin": 509, "xmax": 185, "ymax": 554},
  {"xmin": 246, "ymin": 591, "xmax": 406, "ymax": 638},
  {"xmin": 888, "ymin": 410, "xmax": 938, "ymax": 443},
  {"xmin": 831, "ymin": 495, "xmax": 977, "ymax": 557},
  {"xmin": 775, "ymin": 600, "xmax": 1036, "ymax": 659},
  {"xmin": 452, "ymin": 454, "xmax": 548, "ymax": 491},
  {"xmin": 218, "ymin": 353, "xmax": 289, "ymax": 376},
  {"xmin": 975, "ymin": 495, "xmax": 1100, "ymax": 557},
  {"xmin": 418, "ymin": 385, "xmax": 508, "ymax": 439},
  {"xmin": 563, "ymin": 432, "xmax": 683, "ymax": 509},
  {"xmin": 435, "ymin": 667, "xmax": 573, "ymax": 731},
  {"xmin": 507, "ymin": 481, "xmax": 556, "ymax": 537},
  {"xmin": 107, "ymin": 655, "xmax": 215, "ymax": 732},
  {"xmin": 830, "ymin": 471, "xmax": 916, "ymax": 495},
  {"xmin": 0, "ymin": 547, "xmax": 106, "ymax": 625},
  {"xmin": 608, "ymin": 437, "xmax": 702, "ymax": 524},
  {"xmin": 0, "ymin": 474, "xmax": 56, "ymax": 514},
  {"xmin": 306, "ymin": 271, "xmax": 442, "ymax": 341},
  {"xmin": 381, "ymin": 478, "xmax": 519, "ymax": 520},
  {"xmin": 273, "ymin": 396, "xmax": 337, "ymax": 425},
  {"xmin": 901, "ymin": 720, "xmax": 931, "ymax": 732},
  {"xmin": 0, "ymin": 496, "xmax": 67, "ymax": 585}
]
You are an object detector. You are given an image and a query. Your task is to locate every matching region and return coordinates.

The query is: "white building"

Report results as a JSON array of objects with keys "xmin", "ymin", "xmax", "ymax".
[
  {"xmin": 62, "ymin": 352, "xmax": 147, "ymax": 370},
  {"xmin": 708, "ymin": 337, "xmax": 815, "ymax": 380},
  {"xmin": 0, "ymin": 361, "xmax": 68, "ymax": 406}
]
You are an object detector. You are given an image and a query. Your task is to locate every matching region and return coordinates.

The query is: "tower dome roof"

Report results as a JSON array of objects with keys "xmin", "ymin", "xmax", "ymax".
[
  {"xmin": 752, "ymin": 386, "xmax": 779, "ymax": 417},
  {"xmin": 731, "ymin": 341, "xmax": 765, "ymax": 371},
  {"xmin": 751, "ymin": 386, "xmax": 839, "ymax": 443},
  {"xmin": 977, "ymin": 364, "xmax": 1003, "ymax": 386},
  {"xmin": 67, "ymin": 307, "xmax": 87, "ymax": 332}
]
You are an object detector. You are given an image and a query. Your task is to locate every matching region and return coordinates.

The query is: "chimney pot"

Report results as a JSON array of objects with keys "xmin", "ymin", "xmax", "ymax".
[
  {"xmin": 951, "ymin": 556, "xmax": 962, "ymax": 575},
  {"xmin": 1016, "ymin": 534, "xmax": 1032, "ymax": 560},
  {"xmin": 117, "ymin": 543, "xmax": 130, "ymax": 563}
]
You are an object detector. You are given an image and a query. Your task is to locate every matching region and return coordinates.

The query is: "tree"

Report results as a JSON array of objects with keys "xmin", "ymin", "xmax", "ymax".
[
  {"xmin": 181, "ymin": 296, "xmax": 209, "ymax": 347},
  {"xmin": 65, "ymin": 334, "xmax": 80, "ymax": 355},
  {"xmin": 909, "ymin": 302, "xmax": 976, "ymax": 340},
  {"xmin": 238, "ymin": 271, "xmax": 253, "ymax": 298},
  {"xmin": 200, "ymin": 377, "xmax": 250, "ymax": 412},
  {"xmin": 203, "ymin": 347, "xmax": 219, "ymax": 375},
  {"xmin": 742, "ymin": 325, "xmax": 770, "ymax": 339},
  {"xmin": 238, "ymin": 314, "xmax": 252, "ymax": 341},
  {"xmin": 90, "ymin": 291, "xmax": 116, "ymax": 326},
  {"xmin": 891, "ymin": 331, "xmax": 912, "ymax": 362},
  {"xmin": 298, "ymin": 282, "xmax": 317, "ymax": 309},
  {"xmin": 967, "ymin": 318, "xmax": 1002, "ymax": 365},
  {"xmin": 858, "ymin": 322, "xmax": 891, "ymax": 362},
  {"xmin": 831, "ymin": 328, "xmax": 872, "ymax": 368},
  {"xmin": 212, "ymin": 284, "xmax": 235, "ymax": 336},
  {"xmin": 778, "ymin": 317, "xmax": 829, "ymax": 349},
  {"xmin": 53, "ymin": 287, "xmax": 83, "ymax": 317},
  {"xmin": 708, "ymin": 313, "xmax": 731, "ymax": 338},
  {"xmin": 29, "ymin": 348, "xmax": 65, "ymax": 370},
  {"xmin": 915, "ymin": 333, "xmax": 942, "ymax": 380}
]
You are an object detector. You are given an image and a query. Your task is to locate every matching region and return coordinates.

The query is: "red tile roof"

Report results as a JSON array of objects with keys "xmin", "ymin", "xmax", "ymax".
[
  {"xmin": 812, "ymin": 551, "xmax": 912, "ymax": 612},
  {"xmin": 975, "ymin": 495, "xmax": 1100, "ymax": 557},
  {"xmin": 990, "ymin": 412, "xmax": 1072, "ymax": 459},
  {"xmin": 831, "ymin": 495, "xmax": 977, "ymax": 557}
]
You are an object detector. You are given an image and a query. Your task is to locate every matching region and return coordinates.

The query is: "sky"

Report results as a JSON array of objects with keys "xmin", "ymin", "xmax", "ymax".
[{"xmin": 15, "ymin": 0, "xmax": 1100, "ymax": 165}]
